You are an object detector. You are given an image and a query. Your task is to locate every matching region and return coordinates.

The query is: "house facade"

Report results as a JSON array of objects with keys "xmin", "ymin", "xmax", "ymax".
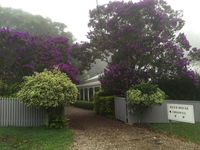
[{"xmin": 77, "ymin": 74, "xmax": 101, "ymax": 101}]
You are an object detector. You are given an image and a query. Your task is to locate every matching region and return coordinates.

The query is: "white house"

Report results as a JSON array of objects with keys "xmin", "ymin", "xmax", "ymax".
[{"xmin": 77, "ymin": 74, "xmax": 102, "ymax": 101}]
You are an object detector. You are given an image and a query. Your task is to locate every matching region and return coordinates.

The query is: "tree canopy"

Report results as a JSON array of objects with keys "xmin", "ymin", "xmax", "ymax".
[
  {"xmin": 0, "ymin": 27, "xmax": 97, "ymax": 85},
  {"xmin": 0, "ymin": 28, "xmax": 78, "ymax": 84},
  {"xmin": 88, "ymin": 0, "xmax": 196, "ymax": 82},
  {"xmin": 87, "ymin": 0, "xmax": 200, "ymax": 96},
  {"xmin": 0, "ymin": 6, "xmax": 74, "ymax": 43}
]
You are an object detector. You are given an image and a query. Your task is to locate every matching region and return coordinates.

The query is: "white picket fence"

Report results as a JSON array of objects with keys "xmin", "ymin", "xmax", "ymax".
[{"xmin": 0, "ymin": 98, "xmax": 47, "ymax": 127}]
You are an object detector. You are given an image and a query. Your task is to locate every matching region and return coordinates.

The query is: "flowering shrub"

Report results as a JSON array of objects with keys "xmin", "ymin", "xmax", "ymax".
[
  {"xmin": 17, "ymin": 68, "xmax": 78, "ymax": 108},
  {"xmin": 126, "ymin": 82, "xmax": 165, "ymax": 109}
]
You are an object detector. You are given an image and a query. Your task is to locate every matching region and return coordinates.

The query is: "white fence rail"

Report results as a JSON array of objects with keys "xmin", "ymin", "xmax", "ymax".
[{"xmin": 0, "ymin": 98, "xmax": 47, "ymax": 127}]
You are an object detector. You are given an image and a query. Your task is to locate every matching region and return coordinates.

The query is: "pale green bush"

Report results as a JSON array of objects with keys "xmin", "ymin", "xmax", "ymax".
[
  {"xmin": 17, "ymin": 68, "xmax": 78, "ymax": 108},
  {"xmin": 126, "ymin": 82, "xmax": 165, "ymax": 108}
]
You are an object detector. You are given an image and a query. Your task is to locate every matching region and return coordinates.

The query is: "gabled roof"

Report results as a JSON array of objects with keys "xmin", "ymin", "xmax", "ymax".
[
  {"xmin": 77, "ymin": 81, "xmax": 101, "ymax": 88},
  {"xmin": 84, "ymin": 73, "xmax": 103, "ymax": 82},
  {"xmin": 77, "ymin": 73, "xmax": 102, "ymax": 88}
]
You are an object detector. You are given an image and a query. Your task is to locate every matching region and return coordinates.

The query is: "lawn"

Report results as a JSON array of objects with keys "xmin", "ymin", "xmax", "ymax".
[
  {"xmin": 147, "ymin": 122, "xmax": 200, "ymax": 144},
  {"xmin": 0, "ymin": 127, "xmax": 73, "ymax": 150}
]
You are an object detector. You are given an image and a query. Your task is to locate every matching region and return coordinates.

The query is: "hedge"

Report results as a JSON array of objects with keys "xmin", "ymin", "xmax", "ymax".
[
  {"xmin": 94, "ymin": 90, "xmax": 115, "ymax": 116},
  {"xmin": 72, "ymin": 100, "xmax": 94, "ymax": 110}
]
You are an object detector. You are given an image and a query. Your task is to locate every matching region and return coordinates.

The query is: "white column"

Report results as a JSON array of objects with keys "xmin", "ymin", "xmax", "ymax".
[
  {"xmin": 93, "ymin": 87, "xmax": 95, "ymax": 96},
  {"xmin": 78, "ymin": 89, "xmax": 80, "ymax": 100},
  {"xmin": 92, "ymin": 87, "xmax": 95, "ymax": 101}
]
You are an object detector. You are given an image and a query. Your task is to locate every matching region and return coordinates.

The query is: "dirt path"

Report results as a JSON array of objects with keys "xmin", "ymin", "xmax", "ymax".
[{"xmin": 65, "ymin": 106, "xmax": 199, "ymax": 150}]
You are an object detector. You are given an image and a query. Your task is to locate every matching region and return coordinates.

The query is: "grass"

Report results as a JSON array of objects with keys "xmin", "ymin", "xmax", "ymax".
[
  {"xmin": 0, "ymin": 127, "xmax": 73, "ymax": 150},
  {"xmin": 147, "ymin": 122, "xmax": 200, "ymax": 144}
]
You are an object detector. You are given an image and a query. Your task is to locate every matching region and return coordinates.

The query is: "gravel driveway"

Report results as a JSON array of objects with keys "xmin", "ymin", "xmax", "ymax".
[{"xmin": 65, "ymin": 106, "xmax": 200, "ymax": 150}]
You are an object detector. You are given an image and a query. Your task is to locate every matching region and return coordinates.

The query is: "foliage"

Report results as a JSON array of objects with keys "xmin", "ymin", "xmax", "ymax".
[
  {"xmin": 0, "ymin": 28, "xmax": 79, "ymax": 84},
  {"xmin": 89, "ymin": 0, "xmax": 198, "ymax": 96},
  {"xmin": 0, "ymin": 80, "xmax": 7, "ymax": 97},
  {"xmin": 126, "ymin": 82, "xmax": 165, "ymax": 109},
  {"xmin": 0, "ymin": 127, "xmax": 73, "ymax": 150},
  {"xmin": 0, "ymin": 80, "xmax": 20, "ymax": 97},
  {"xmin": 189, "ymin": 47, "xmax": 200, "ymax": 62},
  {"xmin": 94, "ymin": 89, "xmax": 115, "ymax": 116},
  {"xmin": 157, "ymin": 75, "xmax": 200, "ymax": 100},
  {"xmin": 100, "ymin": 64, "xmax": 149, "ymax": 96},
  {"xmin": 0, "ymin": 6, "xmax": 74, "ymax": 43},
  {"xmin": 71, "ymin": 42, "xmax": 96, "ymax": 74},
  {"xmin": 0, "ymin": 6, "xmax": 95, "ymax": 82},
  {"xmin": 72, "ymin": 100, "xmax": 94, "ymax": 110},
  {"xmin": 5, "ymin": 82, "xmax": 20, "ymax": 97},
  {"xmin": 17, "ymin": 68, "xmax": 78, "ymax": 108},
  {"xmin": 47, "ymin": 106, "xmax": 68, "ymax": 129},
  {"xmin": 49, "ymin": 116, "xmax": 69, "ymax": 129}
]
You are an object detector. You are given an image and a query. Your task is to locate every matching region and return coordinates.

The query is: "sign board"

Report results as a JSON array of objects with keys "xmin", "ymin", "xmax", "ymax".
[{"xmin": 167, "ymin": 104, "xmax": 195, "ymax": 124}]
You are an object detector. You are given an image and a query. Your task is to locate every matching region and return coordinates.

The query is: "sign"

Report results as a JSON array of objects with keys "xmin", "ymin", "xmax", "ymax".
[{"xmin": 167, "ymin": 104, "xmax": 195, "ymax": 124}]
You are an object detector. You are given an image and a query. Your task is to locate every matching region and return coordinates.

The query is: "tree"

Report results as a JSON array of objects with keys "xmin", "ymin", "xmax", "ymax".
[
  {"xmin": 0, "ymin": 28, "xmax": 78, "ymax": 84},
  {"xmin": 0, "ymin": 7, "xmax": 97, "ymax": 83},
  {"xmin": 71, "ymin": 42, "xmax": 97, "ymax": 74},
  {"xmin": 88, "ymin": 0, "xmax": 196, "ymax": 83},
  {"xmin": 0, "ymin": 6, "xmax": 74, "ymax": 43}
]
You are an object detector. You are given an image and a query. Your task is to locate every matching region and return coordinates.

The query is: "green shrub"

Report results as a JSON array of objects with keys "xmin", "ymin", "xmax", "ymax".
[
  {"xmin": 94, "ymin": 89, "xmax": 115, "ymax": 116},
  {"xmin": 49, "ymin": 115, "xmax": 69, "ymax": 129},
  {"xmin": 157, "ymin": 76, "xmax": 200, "ymax": 100},
  {"xmin": 0, "ymin": 80, "xmax": 7, "ymax": 97},
  {"xmin": 45, "ymin": 105, "xmax": 67, "ymax": 128},
  {"xmin": 72, "ymin": 100, "xmax": 94, "ymax": 110},
  {"xmin": 126, "ymin": 82, "xmax": 165, "ymax": 112},
  {"xmin": 0, "ymin": 81, "xmax": 20, "ymax": 97},
  {"xmin": 17, "ymin": 68, "xmax": 78, "ymax": 108}
]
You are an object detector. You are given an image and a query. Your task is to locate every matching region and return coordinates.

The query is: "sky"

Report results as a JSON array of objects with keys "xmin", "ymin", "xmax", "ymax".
[{"xmin": 1, "ymin": 0, "xmax": 200, "ymax": 47}]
